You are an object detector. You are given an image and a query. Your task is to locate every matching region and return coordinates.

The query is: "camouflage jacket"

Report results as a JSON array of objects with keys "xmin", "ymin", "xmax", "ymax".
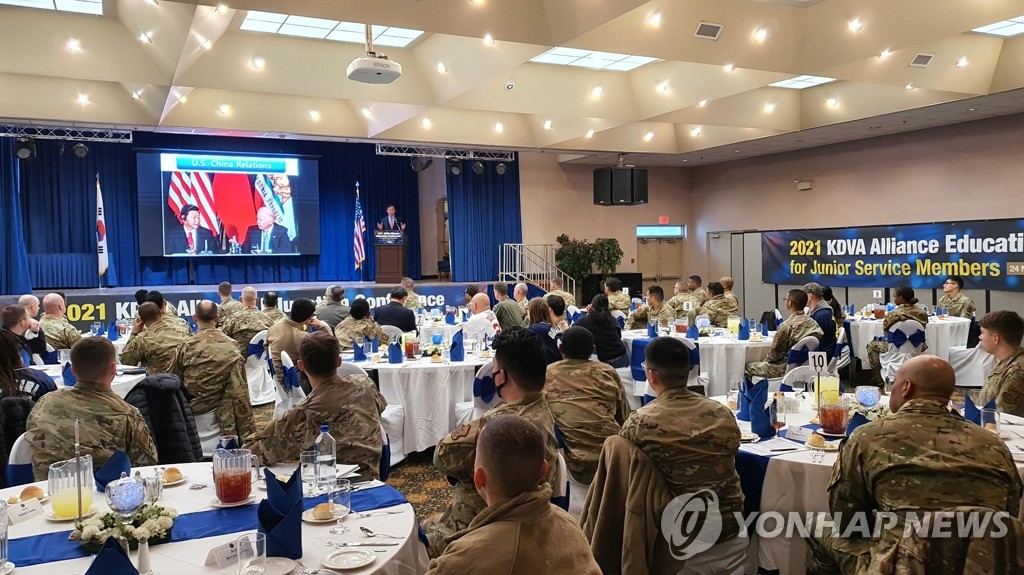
[
  {"xmin": 38, "ymin": 315, "xmax": 81, "ymax": 351},
  {"xmin": 619, "ymin": 386, "xmax": 744, "ymax": 543},
  {"xmin": 939, "ymin": 293, "xmax": 976, "ymax": 319},
  {"xmin": 333, "ymin": 317, "xmax": 391, "ymax": 351},
  {"xmin": 980, "ymin": 347, "xmax": 1024, "ymax": 417},
  {"xmin": 221, "ymin": 306, "xmax": 273, "ymax": 355},
  {"xmin": 690, "ymin": 287, "xmax": 709, "ymax": 307},
  {"xmin": 882, "ymin": 304, "xmax": 929, "ymax": 332},
  {"xmin": 625, "ymin": 303, "xmax": 676, "ymax": 330},
  {"xmin": 545, "ymin": 358, "xmax": 630, "ymax": 484},
  {"xmin": 607, "ymin": 291, "xmax": 631, "ymax": 313},
  {"xmin": 266, "ymin": 319, "xmax": 310, "ymax": 387},
  {"xmin": 765, "ymin": 311, "xmax": 824, "ymax": 365},
  {"xmin": 25, "ymin": 380, "xmax": 158, "ymax": 480},
  {"xmin": 169, "ymin": 327, "xmax": 255, "ymax": 439},
  {"xmin": 665, "ymin": 293, "xmax": 696, "ymax": 317},
  {"xmin": 120, "ymin": 318, "xmax": 190, "ymax": 374},
  {"xmin": 245, "ymin": 374, "xmax": 386, "ymax": 477},
  {"xmin": 547, "ymin": 289, "xmax": 576, "ymax": 309},
  {"xmin": 218, "ymin": 297, "xmax": 243, "ymax": 325},
  {"xmin": 263, "ymin": 307, "xmax": 286, "ymax": 324},
  {"xmin": 724, "ymin": 291, "xmax": 740, "ymax": 310},
  {"xmin": 405, "ymin": 290, "xmax": 422, "ymax": 310},
  {"xmin": 691, "ymin": 294, "xmax": 739, "ymax": 328}
]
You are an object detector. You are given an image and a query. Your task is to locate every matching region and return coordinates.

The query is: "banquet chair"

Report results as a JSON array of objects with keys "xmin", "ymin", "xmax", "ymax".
[
  {"xmin": 879, "ymin": 319, "xmax": 926, "ymax": 382},
  {"xmin": 610, "ymin": 310, "xmax": 627, "ymax": 329},
  {"xmin": 195, "ymin": 411, "xmax": 221, "ymax": 458},
  {"xmin": 551, "ymin": 448, "xmax": 570, "ymax": 512},
  {"xmin": 341, "ymin": 362, "xmax": 408, "ymax": 468},
  {"xmin": 337, "ymin": 363, "xmax": 370, "ymax": 378},
  {"xmin": 756, "ymin": 335, "xmax": 819, "ymax": 393},
  {"xmin": 454, "ymin": 360, "xmax": 496, "ymax": 426},
  {"xmin": 378, "ymin": 423, "xmax": 392, "ymax": 481},
  {"xmin": 274, "ymin": 351, "xmax": 306, "ymax": 419},
  {"xmin": 640, "ymin": 338, "xmax": 701, "ymax": 405},
  {"xmin": 32, "ymin": 343, "xmax": 58, "ymax": 366},
  {"xmin": 947, "ymin": 345, "xmax": 996, "ymax": 389},
  {"xmin": 6, "ymin": 433, "xmax": 33, "ymax": 487},
  {"xmin": 831, "ymin": 328, "xmax": 851, "ymax": 373},
  {"xmin": 381, "ymin": 325, "xmax": 404, "ymax": 343},
  {"xmin": 245, "ymin": 330, "xmax": 276, "ymax": 406},
  {"xmin": 124, "ymin": 373, "xmax": 203, "ymax": 464},
  {"xmin": 565, "ymin": 306, "xmax": 582, "ymax": 325}
]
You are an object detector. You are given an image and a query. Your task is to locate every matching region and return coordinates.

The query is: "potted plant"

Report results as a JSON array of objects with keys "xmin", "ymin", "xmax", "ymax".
[
  {"xmin": 592, "ymin": 238, "xmax": 623, "ymax": 278},
  {"xmin": 554, "ymin": 234, "xmax": 594, "ymax": 293}
]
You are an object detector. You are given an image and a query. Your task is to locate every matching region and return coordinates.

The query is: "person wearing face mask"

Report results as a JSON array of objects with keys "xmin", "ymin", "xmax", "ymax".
[{"xmin": 421, "ymin": 327, "xmax": 560, "ymax": 559}]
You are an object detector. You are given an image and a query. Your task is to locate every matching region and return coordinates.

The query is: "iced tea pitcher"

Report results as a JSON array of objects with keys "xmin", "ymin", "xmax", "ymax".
[{"xmin": 212, "ymin": 448, "xmax": 259, "ymax": 504}]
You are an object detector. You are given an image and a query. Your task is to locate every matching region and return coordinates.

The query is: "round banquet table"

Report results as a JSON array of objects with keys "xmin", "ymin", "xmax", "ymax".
[
  {"xmin": 3, "ymin": 462, "xmax": 427, "ymax": 575},
  {"xmin": 34, "ymin": 364, "xmax": 147, "ymax": 398},
  {"xmin": 846, "ymin": 315, "xmax": 970, "ymax": 366}
]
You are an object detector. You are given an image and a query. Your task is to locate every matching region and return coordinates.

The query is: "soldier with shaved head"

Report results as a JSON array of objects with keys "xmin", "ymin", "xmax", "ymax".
[
  {"xmin": 222, "ymin": 286, "xmax": 273, "ymax": 354},
  {"xmin": 38, "ymin": 292, "xmax": 81, "ymax": 351}
]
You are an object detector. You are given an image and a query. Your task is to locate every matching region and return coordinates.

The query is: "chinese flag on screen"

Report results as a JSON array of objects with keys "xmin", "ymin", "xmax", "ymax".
[{"xmin": 213, "ymin": 173, "xmax": 257, "ymax": 245}]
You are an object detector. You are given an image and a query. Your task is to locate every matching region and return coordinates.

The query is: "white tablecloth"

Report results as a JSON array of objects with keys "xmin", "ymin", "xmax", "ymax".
[
  {"xmin": 847, "ymin": 316, "xmax": 970, "ymax": 366},
  {"xmin": 360, "ymin": 356, "xmax": 488, "ymax": 454},
  {"xmin": 4, "ymin": 462, "xmax": 428, "ymax": 575},
  {"xmin": 416, "ymin": 324, "xmax": 462, "ymax": 347},
  {"xmin": 35, "ymin": 364, "xmax": 146, "ymax": 398}
]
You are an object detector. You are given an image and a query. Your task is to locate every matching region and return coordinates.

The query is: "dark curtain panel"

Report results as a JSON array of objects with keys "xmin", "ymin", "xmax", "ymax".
[
  {"xmin": 11, "ymin": 132, "xmax": 420, "ymax": 290},
  {"xmin": 0, "ymin": 139, "xmax": 31, "ymax": 295},
  {"xmin": 445, "ymin": 159, "xmax": 522, "ymax": 282}
]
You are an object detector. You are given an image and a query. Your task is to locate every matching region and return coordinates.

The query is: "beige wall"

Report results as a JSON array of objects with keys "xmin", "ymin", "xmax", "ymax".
[
  {"xmin": 417, "ymin": 159, "xmax": 447, "ymax": 277},
  {"xmin": 518, "ymin": 151, "xmax": 692, "ymax": 273}
]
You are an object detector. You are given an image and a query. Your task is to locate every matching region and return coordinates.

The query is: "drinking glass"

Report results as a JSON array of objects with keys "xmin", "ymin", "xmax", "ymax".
[
  {"xmin": 981, "ymin": 408, "xmax": 1000, "ymax": 435},
  {"xmin": 0, "ymin": 501, "xmax": 7, "ymax": 567},
  {"xmin": 236, "ymin": 533, "xmax": 266, "ymax": 575},
  {"xmin": 810, "ymin": 446, "xmax": 824, "ymax": 464},
  {"xmin": 91, "ymin": 322, "xmax": 102, "ymax": 335},
  {"xmin": 143, "ymin": 476, "xmax": 162, "ymax": 503},
  {"xmin": 726, "ymin": 390, "xmax": 739, "ymax": 414},
  {"xmin": 329, "ymin": 479, "xmax": 352, "ymax": 535},
  {"xmin": 431, "ymin": 333, "xmax": 443, "ymax": 346},
  {"xmin": 300, "ymin": 450, "xmax": 318, "ymax": 497},
  {"xmin": 57, "ymin": 349, "xmax": 71, "ymax": 366},
  {"xmin": 769, "ymin": 398, "xmax": 787, "ymax": 432}
]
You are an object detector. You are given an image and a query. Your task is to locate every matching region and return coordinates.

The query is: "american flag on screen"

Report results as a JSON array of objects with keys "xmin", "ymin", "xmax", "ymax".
[
  {"xmin": 354, "ymin": 183, "xmax": 367, "ymax": 270},
  {"xmin": 167, "ymin": 171, "xmax": 220, "ymax": 236}
]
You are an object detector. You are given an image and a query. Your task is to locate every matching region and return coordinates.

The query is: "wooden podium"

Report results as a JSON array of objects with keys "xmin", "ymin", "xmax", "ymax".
[{"xmin": 375, "ymin": 230, "xmax": 405, "ymax": 284}]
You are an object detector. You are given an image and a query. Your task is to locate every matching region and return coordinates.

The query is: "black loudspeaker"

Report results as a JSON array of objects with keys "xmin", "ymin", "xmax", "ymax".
[{"xmin": 593, "ymin": 167, "xmax": 648, "ymax": 206}]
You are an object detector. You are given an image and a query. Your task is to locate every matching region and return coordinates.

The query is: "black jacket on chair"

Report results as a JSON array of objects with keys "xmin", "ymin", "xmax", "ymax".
[
  {"xmin": 124, "ymin": 374, "xmax": 203, "ymax": 464},
  {"xmin": 0, "ymin": 397, "xmax": 34, "ymax": 488}
]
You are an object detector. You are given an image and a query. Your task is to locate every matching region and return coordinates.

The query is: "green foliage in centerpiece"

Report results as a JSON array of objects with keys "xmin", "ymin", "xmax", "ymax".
[{"xmin": 69, "ymin": 503, "xmax": 178, "ymax": 553}]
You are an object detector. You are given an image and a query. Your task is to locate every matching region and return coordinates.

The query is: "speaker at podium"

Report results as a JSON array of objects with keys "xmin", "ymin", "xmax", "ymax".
[{"xmin": 375, "ymin": 229, "xmax": 405, "ymax": 284}]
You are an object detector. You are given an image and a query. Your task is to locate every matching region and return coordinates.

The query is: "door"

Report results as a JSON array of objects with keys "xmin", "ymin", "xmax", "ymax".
[{"xmin": 637, "ymin": 238, "xmax": 684, "ymax": 285}]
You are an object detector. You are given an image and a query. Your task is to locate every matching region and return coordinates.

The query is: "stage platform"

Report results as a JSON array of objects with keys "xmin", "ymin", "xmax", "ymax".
[{"xmin": 55, "ymin": 280, "xmax": 467, "ymax": 299}]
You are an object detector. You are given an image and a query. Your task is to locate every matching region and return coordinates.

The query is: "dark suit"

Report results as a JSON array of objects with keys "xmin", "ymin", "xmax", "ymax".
[
  {"xmin": 245, "ymin": 224, "xmax": 295, "ymax": 254},
  {"xmin": 379, "ymin": 216, "xmax": 403, "ymax": 231},
  {"xmin": 316, "ymin": 302, "xmax": 351, "ymax": 332},
  {"xmin": 373, "ymin": 301, "xmax": 416, "ymax": 333},
  {"xmin": 165, "ymin": 226, "xmax": 218, "ymax": 255}
]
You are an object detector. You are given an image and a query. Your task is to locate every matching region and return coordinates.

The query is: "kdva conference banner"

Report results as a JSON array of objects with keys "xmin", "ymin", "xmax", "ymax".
[{"xmin": 762, "ymin": 219, "xmax": 1024, "ymax": 291}]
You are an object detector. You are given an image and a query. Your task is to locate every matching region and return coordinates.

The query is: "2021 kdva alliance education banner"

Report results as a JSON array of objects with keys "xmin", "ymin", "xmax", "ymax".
[{"xmin": 762, "ymin": 219, "xmax": 1024, "ymax": 292}]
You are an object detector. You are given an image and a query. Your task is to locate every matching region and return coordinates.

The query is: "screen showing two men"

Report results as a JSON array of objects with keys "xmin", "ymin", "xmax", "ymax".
[{"xmin": 136, "ymin": 151, "xmax": 321, "ymax": 257}]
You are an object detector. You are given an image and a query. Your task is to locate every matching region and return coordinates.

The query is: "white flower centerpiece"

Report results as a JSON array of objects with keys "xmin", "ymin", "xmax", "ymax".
[{"xmin": 70, "ymin": 503, "xmax": 177, "ymax": 553}]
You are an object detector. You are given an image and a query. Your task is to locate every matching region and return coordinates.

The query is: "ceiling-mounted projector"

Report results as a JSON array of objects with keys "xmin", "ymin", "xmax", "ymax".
[{"xmin": 347, "ymin": 53, "xmax": 402, "ymax": 84}]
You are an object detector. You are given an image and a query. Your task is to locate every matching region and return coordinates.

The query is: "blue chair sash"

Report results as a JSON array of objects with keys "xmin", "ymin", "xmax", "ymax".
[
  {"xmin": 246, "ymin": 341, "xmax": 266, "ymax": 359},
  {"xmin": 630, "ymin": 338, "xmax": 650, "ymax": 382},
  {"xmin": 887, "ymin": 329, "xmax": 926, "ymax": 348},
  {"xmin": 786, "ymin": 345, "xmax": 810, "ymax": 366},
  {"xmin": 282, "ymin": 366, "xmax": 300, "ymax": 390},
  {"xmin": 616, "ymin": 316, "xmax": 626, "ymax": 329},
  {"xmin": 379, "ymin": 432, "xmax": 391, "ymax": 482},
  {"xmin": 689, "ymin": 344, "xmax": 700, "ymax": 371},
  {"xmin": 473, "ymin": 375, "xmax": 495, "ymax": 404},
  {"xmin": 19, "ymin": 349, "xmax": 31, "ymax": 368},
  {"xmin": 554, "ymin": 425, "xmax": 566, "ymax": 450},
  {"xmin": 266, "ymin": 356, "xmax": 275, "ymax": 376},
  {"xmin": 40, "ymin": 350, "xmax": 58, "ymax": 365},
  {"xmin": 568, "ymin": 311, "xmax": 581, "ymax": 325}
]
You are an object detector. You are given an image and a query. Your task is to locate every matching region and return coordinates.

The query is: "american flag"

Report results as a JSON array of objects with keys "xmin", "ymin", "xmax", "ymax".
[
  {"xmin": 354, "ymin": 183, "xmax": 366, "ymax": 270},
  {"xmin": 167, "ymin": 171, "xmax": 220, "ymax": 235}
]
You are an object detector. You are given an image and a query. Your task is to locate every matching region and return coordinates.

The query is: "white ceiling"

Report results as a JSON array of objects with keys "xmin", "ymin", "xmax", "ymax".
[{"xmin": 1, "ymin": 0, "xmax": 1024, "ymax": 166}]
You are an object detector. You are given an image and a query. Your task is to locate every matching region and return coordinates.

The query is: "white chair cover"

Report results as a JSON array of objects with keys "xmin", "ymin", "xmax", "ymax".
[
  {"xmin": 948, "ymin": 345, "xmax": 996, "ymax": 388},
  {"xmin": 678, "ymin": 532, "xmax": 750, "ymax": 575},
  {"xmin": 610, "ymin": 310, "xmax": 627, "ymax": 321},
  {"xmin": 832, "ymin": 328, "xmax": 851, "ymax": 372},
  {"xmin": 6, "ymin": 433, "xmax": 33, "ymax": 487},
  {"xmin": 642, "ymin": 338, "xmax": 701, "ymax": 401},
  {"xmin": 880, "ymin": 319, "xmax": 927, "ymax": 381},
  {"xmin": 245, "ymin": 330, "xmax": 277, "ymax": 406},
  {"xmin": 380, "ymin": 405, "xmax": 406, "ymax": 467},
  {"xmin": 454, "ymin": 360, "xmax": 496, "ymax": 425},
  {"xmin": 755, "ymin": 336, "xmax": 819, "ymax": 393},
  {"xmin": 381, "ymin": 325, "xmax": 404, "ymax": 342},
  {"xmin": 273, "ymin": 351, "xmax": 306, "ymax": 419},
  {"xmin": 551, "ymin": 450, "xmax": 570, "ymax": 511},
  {"xmin": 195, "ymin": 411, "xmax": 222, "ymax": 458},
  {"xmin": 337, "ymin": 362, "xmax": 370, "ymax": 378}
]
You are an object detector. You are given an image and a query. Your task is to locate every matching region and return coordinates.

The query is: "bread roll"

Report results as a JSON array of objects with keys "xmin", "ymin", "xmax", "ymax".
[
  {"xmin": 162, "ymin": 467, "xmax": 183, "ymax": 483},
  {"xmin": 20, "ymin": 485, "xmax": 45, "ymax": 501},
  {"xmin": 805, "ymin": 434, "xmax": 826, "ymax": 448},
  {"xmin": 313, "ymin": 502, "xmax": 333, "ymax": 520}
]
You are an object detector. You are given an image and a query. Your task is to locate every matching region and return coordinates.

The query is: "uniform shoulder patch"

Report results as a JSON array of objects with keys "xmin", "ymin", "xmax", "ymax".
[{"xmin": 450, "ymin": 424, "xmax": 471, "ymax": 440}]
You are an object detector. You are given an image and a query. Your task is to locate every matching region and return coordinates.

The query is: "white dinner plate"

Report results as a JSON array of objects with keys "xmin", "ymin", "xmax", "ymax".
[
  {"xmin": 0, "ymin": 561, "xmax": 13, "ymax": 575},
  {"xmin": 302, "ymin": 509, "xmax": 338, "ymax": 523},
  {"xmin": 12, "ymin": 494, "xmax": 50, "ymax": 504},
  {"xmin": 46, "ymin": 506, "xmax": 97, "ymax": 522},
  {"xmin": 162, "ymin": 475, "xmax": 188, "ymax": 487},
  {"xmin": 322, "ymin": 550, "xmax": 377, "ymax": 570},
  {"xmin": 814, "ymin": 429, "xmax": 848, "ymax": 439},
  {"xmin": 209, "ymin": 496, "xmax": 255, "ymax": 508},
  {"xmin": 739, "ymin": 432, "xmax": 760, "ymax": 443},
  {"xmin": 262, "ymin": 557, "xmax": 296, "ymax": 575}
]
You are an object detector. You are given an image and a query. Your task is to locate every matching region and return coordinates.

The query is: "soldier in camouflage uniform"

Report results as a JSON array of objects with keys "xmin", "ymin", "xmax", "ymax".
[
  {"xmin": 135, "ymin": 291, "xmax": 193, "ymax": 337},
  {"xmin": 544, "ymin": 327, "xmax": 630, "ymax": 485},
  {"xmin": 687, "ymin": 275, "xmax": 709, "ymax": 307},
  {"xmin": 401, "ymin": 277, "xmax": 422, "ymax": 310},
  {"xmin": 169, "ymin": 300, "xmax": 255, "ymax": 441},
  {"xmin": 262, "ymin": 291, "xmax": 286, "ymax": 324},
  {"xmin": 665, "ymin": 281, "xmax": 693, "ymax": 318},
  {"xmin": 222, "ymin": 287, "xmax": 273, "ymax": 355},
  {"xmin": 547, "ymin": 277, "xmax": 576, "ymax": 309},
  {"xmin": 866, "ymin": 286, "xmax": 929, "ymax": 385},
  {"xmin": 514, "ymin": 283, "xmax": 530, "ymax": 316},
  {"xmin": 977, "ymin": 311, "xmax": 1024, "ymax": 417},
  {"xmin": 422, "ymin": 328, "xmax": 559, "ymax": 558},
  {"xmin": 38, "ymin": 293, "xmax": 81, "ymax": 351},
  {"xmin": 217, "ymin": 281, "xmax": 242, "ymax": 325},
  {"xmin": 688, "ymin": 282, "xmax": 739, "ymax": 327},
  {"xmin": 619, "ymin": 337, "xmax": 745, "ymax": 546},
  {"xmin": 120, "ymin": 302, "xmax": 190, "ymax": 374},
  {"xmin": 624, "ymin": 285, "xmax": 676, "ymax": 330},
  {"xmin": 333, "ymin": 299, "xmax": 390, "ymax": 351},
  {"xmin": 745, "ymin": 289, "xmax": 824, "ymax": 380},
  {"xmin": 544, "ymin": 294, "xmax": 570, "ymax": 332},
  {"xmin": 603, "ymin": 277, "xmax": 631, "ymax": 313},
  {"xmin": 939, "ymin": 274, "xmax": 976, "ymax": 319},
  {"xmin": 246, "ymin": 332, "xmax": 387, "ymax": 477},
  {"xmin": 25, "ymin": 337, "xmax": 158, "ymax": 480},
  {"xmin": 721, "ymin": 276, "xmax": 740, "ymax": 310},
  {"xmin": 806, "ymin": 356, "xmax": 1023, "ymax": 575}
]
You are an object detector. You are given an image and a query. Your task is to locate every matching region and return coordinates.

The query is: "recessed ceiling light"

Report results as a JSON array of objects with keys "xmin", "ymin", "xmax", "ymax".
[
  {"xmin": 591, "ymin": 86, "xmax": 603, "ymax": 97},
  {"xmin": 690, "ymin": 127, "xmax": 702, "ymax": 137},
  {"xmin": 763, "ymin": 102, "xmax": 776, "ymax": 113},
  {"xmin": 723, "ymin": 63, "xmax": 735, "ymax": 72},
  {"xmin": 848, "ymin": 18, "xmax": 863, "ymax": 32},
  {"xmin": 543, "ymin": 120, "xmax": 552, "ymax": 130},
  {"xmin": 643, "ymin": 131, "xmax": 655, "ymax": 142},
  {"xmin": 436, "ymin": 61, "xmax": 447, "ymax": 73},
  {"xmin": 647, "ymin": 11, "xmax": 662, "ymax": 28},
  {"xmin": 656, "ymin": 81, "xmax": 669, "ymax": 93},
  {"xmin": 76, "ymin": 93, "xmax": 89, "ymax": 105},
  {"xmin": 971, "ymin": 16, "xmax": 1024, "ymax": 37},
  {"xmin": 967, "ymin": 107, "xmax": 976, "ymax": 112},
  {"xmin": 218, "ymin": 104, "xmax": 231, "ymax": 115},
  {"xmin": 585, "ymin": 129, "xmax": 595, "ymax": 138},
  {"xmin": 66, "ymin": 38, "xmax": 81, "ymax": 53},
  {"xmin": 469, "ymin": 0, "xmax": 483, "ymax": 4},
  {"xmin": 879, "ymin": 49, "xmax": 891, "ymax": 59},
  {"xmin": 697, "ymin": 99, "xmax": 708, "ymax": 107},
  {"xmin": 176, "ymin": 94, "xmax": 187, "ymax": 103},
  {"xmin": 753, "ymin": 28, "xmax": 768, "ymax": 43},
  {"xmin": 145, "ymin": 0, "xmax": 158, "ymax": 5},
  {"xmin": 308, "ymin": 110, "xmax": 321, "ymax": 121},
  {"xmin": 201, "ymin": 39, "xmax": 212, "ymax": 50},
  {"xmin": 769, "ymin": 75, "xmax": 836, "ymax": 90},
  {"xmin": 130, "ymin": 90, "xmax": 142, "ymax": 100},
  {"xmin": 215, "ymin": 3, "xmax": 227, "ymax": 12},
  {"xmin": 421, "ymin": 117, "xmax": 432, "ymax": 129},
  {"xmin": 494, "ymin": 122, "xmax": 504, "ymax": 133},
  {"xmin": 826, "ymin": 97, "xmax": 839, "ymax": 109},
  {"xmin": 139, "ymin": 31, "xmax": 152, "ymax": 44},
  {"xmin": 251, "ymin": 56, "xmax": 265, "ymax": 69},
  {"xmin": 905, "ymin": 83, "xmax": 914, "ymax": 90},
  {"xmin": 529, "ymin": 47, "xmax": 658, "ymax": 71},
  {"xmin": 361, "ymin": 108, "xmax": 372, "ymax": 118},
  {"xmin": 956, "ymin": 56, "xmax": 969, "ymax": 68},
  {"xmin": 483, "ymin": 33, "xmax": 494, "ymax": 45},
  {"xmin": 733, "ymin": 149, "xmax": 740, "ymax": 153}
]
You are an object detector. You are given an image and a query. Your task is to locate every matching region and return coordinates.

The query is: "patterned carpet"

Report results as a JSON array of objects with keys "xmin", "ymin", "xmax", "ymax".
[{"xmin": 251, "ymin": 404, "xmax": 454, "ymax": 518}]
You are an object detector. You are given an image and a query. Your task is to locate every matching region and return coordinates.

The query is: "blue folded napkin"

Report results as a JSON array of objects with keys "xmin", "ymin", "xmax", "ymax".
[
  {"xmin": 963, "ymin": 394, "xmax": 994, "ymax": 426},
  {"xmin": 846, "ymin": 413, "xmax": 870, "ymax": 436},
  {"xmin": 371, "ymin": 337, "xmax": 380, "ymax": 353},
  {"xmin": 62, "ymin": 362, "xmax": 77, "ymax": 387},
  {"xmin": 750, "ymin": 391, "xmax": 777, "ymax": 439},
  {"xmin": 738, "ymin": 318, "xmax": 750, "ymax": 341},
  {"xmin": 616, "ymin": 315, "xmax": 626, "ymax": 329},
  {"xmin": 258, "ymin": 466, "xmax": 302, "ymax": 559},
  {"xmin": 647, "ymin": 322, "xmax": 658, "ymax": 338},
  {"xmin": 388, "ymin": 342, "xmax": 403, "ymax": 364},
  {"xmin": 353, "ymin": 341, "xmax": 367, "ymax": 362},
  {"xmin": 264, "ymin": 466, "xmax": 301, "ymax": 503},
  {"xmin": 106, "ymin": 320, "xmax": 119, "ymax": 342},
  {"xmin": 85, "ymin": 537, "xmax": 138, "ymax": 575},
  {"xmin": 737, "ymin": 376, "xmax": 758, "ymax": 421},
  {"xmin": 450, "ymin": 330, "xmax": 465, "ymax": 362},
  {"xmin": 95, "ymin": 450, "xmax": 131, "ymax": 492},
  {"xmin": 686, "ymin": 323, "xmax": 699, "ymax": 339},
  {"xmin": 445, "ymin": 312, "xmax": 456, "ymax": 325},
  {"xmin": 761, "ymin": 322, "xmax": 769, "ymax": 336}
]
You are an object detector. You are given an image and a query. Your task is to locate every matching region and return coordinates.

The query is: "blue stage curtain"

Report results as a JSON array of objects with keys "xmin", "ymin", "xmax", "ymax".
[
  {"xmin": 11, "ymin": 133, "xmax": 420, "ymax": 290},
  {"xmin": 0, "ymin": 138, "xmax": 32, "ymax": 295},
  {"xmin": 446, "ymin": 159, "xmax": 522, "ymax": 282}
]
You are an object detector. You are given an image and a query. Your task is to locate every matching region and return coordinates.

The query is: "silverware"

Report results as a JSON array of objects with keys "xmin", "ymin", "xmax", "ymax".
[
  {"xmin": 360, "ymin": 526, "xmax": 403, "ymax": 539},
  {"xmin": 328, "ymin": 541, "xmax": 398, "ymax": 547},
  {"xmin": 295, "ymin": 560, "xmax": 326, "ymax": 574},
  {"xmin": 355, "ymin": 510, "xmax": 404, "ymax": 518}
]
